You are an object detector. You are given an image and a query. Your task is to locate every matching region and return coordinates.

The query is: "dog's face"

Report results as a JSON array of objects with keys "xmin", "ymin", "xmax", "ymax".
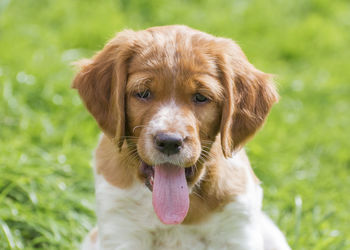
[
  {"xmin": 73, "ymin": 25, "xmax": 278, "ymax": 224},
  {"xmin": 125, "ymin": 35, "xmax": 224, "ymax": 188}
]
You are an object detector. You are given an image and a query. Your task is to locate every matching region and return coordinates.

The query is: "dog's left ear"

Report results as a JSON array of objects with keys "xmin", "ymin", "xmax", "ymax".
[
  {"xmin": 218, "ymin": 40, "xmax": 279, "ymax": 157},
  {"xmin": 72, "ymin": 30, "xmax": 136, "ymax": 149}
]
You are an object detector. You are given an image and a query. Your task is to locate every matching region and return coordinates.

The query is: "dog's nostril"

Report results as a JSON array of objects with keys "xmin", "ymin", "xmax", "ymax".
[{"xmin": 155, "ymin": 133, "xmax": 183, "ymax": 155}]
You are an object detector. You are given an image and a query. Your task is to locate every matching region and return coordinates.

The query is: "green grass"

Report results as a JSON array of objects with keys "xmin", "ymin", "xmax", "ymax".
[{"xmin": 1, "ymin": 0, "xmax": 349, "ymax": 249}]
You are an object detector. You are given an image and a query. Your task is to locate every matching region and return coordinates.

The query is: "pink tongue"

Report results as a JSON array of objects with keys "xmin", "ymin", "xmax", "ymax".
[{"xmin": 152, "ymin": 163, "xmax": 189, "ymax": 224}]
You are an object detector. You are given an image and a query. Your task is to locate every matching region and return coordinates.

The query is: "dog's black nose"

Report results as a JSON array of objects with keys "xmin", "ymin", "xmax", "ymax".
[{"xmin": 154, "ymin": 133, "xmax": 183, "ymax": 155}]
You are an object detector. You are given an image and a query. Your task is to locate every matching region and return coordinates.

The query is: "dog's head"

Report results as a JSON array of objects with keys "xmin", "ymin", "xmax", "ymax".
[{"xmin": 73, "ymin": 25, "xmax": 278, "ymax": 224}]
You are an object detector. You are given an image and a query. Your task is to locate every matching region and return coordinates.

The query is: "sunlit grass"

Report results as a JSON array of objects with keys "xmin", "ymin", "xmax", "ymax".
[{"xmin": 1, "ymin": 0, "xmax": 349, "ymax": 249}]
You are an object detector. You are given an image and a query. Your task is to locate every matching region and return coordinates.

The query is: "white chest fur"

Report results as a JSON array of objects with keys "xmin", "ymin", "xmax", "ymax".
[
  {"xmin": 93, "ymin": 167, "xmax": 265, "ymax": 250},
  {"xmin": 84, "ymin": 150, "xmax": 290, "ymax": 250}
]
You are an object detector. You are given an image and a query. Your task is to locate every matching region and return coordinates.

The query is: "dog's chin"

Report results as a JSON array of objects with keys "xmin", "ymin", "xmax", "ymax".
[{"xmin": 139, "ymin": 161, "xmax": 196, "ymax": 192}]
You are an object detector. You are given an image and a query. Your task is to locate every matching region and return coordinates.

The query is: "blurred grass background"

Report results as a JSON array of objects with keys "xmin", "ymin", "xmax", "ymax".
[{"xmin": 0, "ymin": 0, "xmax": 349, "ymax": 249}]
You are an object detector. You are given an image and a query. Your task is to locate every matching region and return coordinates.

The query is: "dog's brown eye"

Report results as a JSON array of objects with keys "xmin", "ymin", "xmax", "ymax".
[
  {"xmin": 136, "ymin": 89, "xmax": 151, "ymax": 100},
  {"xmin": 193, "ymin": 93, "xmax": 209, "ymax": 103}
]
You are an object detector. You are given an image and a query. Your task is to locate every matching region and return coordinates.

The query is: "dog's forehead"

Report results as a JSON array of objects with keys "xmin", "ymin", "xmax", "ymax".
[{"xmin": 128, "ymin": 32, "xmax": 218, "ymax": 79}]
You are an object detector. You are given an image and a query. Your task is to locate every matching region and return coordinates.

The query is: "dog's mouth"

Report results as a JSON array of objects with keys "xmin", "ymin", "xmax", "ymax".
[
  {"xmin": 140, "ymin": 162, "xmax": 195, "ymax": 191},
  {"xmin": 139, "ymin": 161, "xmax": 195, "ymax": 225}
]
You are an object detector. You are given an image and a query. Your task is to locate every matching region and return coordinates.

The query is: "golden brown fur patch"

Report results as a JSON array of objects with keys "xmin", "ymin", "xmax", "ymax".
[
  {"xmin": 88, "ymin": 227, "xmax": 98, "ymax": 244},
  {"xmin": 95, "ymin": 135, "xmax": 137, "ymax": 189},
  {"xmin": 184, "ymin": 139, "xmax": 248, "ymax": 224}
]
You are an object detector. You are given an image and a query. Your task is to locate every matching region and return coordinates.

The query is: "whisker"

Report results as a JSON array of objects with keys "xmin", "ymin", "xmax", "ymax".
[
  {"xmin": 201, "ymin": 139, "xmax": 215, "ymax": 143},
  {"xmin": 124, "ymin": 152, "xmax": 141, "ymax": 168},
  {"xmin": 201, "ymin": 148, "xmax": 213, "ymax": 157},
  {"xmin": 132, "ymin": 125, "xmax": 146, "ymax": 134},
  {"xmin": 192, "ymin": 190, "xmax": 204, "ymax": 201}
]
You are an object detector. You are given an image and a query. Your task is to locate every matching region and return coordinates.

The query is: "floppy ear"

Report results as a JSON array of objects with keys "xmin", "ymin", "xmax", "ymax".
[
  {"xmin": 219, "ymin": 41, "xmax": 279, "ymax": 157},
  {"xmin": 72, "ymin": 30, "xmax": 135, "ymax": 148}
]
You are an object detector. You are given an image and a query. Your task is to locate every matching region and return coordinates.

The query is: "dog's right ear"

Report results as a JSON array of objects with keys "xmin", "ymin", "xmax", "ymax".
[{"xmin": 72, "ymin": 30, "xmax": 136, "ymax": 148}]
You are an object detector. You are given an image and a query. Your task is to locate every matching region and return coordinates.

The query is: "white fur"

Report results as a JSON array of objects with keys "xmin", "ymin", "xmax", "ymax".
[
  {"xmin": 143, "ymin": 101, "xmax": 198, "ymax": 167},
  {"xmin": 82, "ymin": 150, "xmax": 290, "ymax": 250}
]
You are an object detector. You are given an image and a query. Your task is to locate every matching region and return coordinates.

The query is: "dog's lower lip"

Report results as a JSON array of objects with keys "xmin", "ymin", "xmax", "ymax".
[
  {"xmin": 185, "ymin": 165, "xmax": 195, "ymax": 178},
  {"xmin": 140, "ymin": 162, "xmax": 154, "ymax": 191}
]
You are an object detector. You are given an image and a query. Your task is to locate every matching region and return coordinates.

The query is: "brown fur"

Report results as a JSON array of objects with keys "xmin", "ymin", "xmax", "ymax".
[
  {"xmin": 88, "ymin": 227, "xmax": 98, "ymax": 244},
  {"xmin": 184, "ymin": 138, "xmax": 248, "ymax": 224},
  {"xmin": 73, "ymin": 25, "xmax": 277, "ymax": 224},
  {"xmin": 95, "ymin": 135, "xmax": 136, "ymax": 189}
]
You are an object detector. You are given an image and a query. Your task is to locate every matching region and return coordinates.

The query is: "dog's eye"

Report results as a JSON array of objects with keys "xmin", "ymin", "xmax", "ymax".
[
  {"xmin": 136, "ymin": 89, "xmax": 151, "ymax": 100},
  {"xmin": 193, "ymin": 93, "xmax": 209, "ymax": 103}
]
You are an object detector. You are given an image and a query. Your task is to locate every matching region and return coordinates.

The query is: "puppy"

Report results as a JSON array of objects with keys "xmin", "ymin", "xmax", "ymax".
[{"xmin": 73, "ymin": 25, "xmax": 290, "ymax": 250}]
